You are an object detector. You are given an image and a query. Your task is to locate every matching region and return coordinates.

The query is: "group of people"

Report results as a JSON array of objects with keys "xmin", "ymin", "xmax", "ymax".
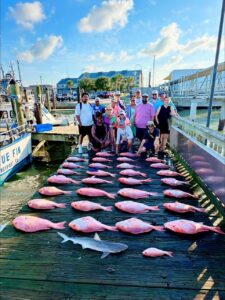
[{"xmin": 75, "ymin": 89, "xmax": 178, "ymax": 155}]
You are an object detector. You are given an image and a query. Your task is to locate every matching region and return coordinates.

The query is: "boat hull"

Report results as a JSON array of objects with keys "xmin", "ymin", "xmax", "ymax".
[{"xmin": 0, "ymin": 133, "xmax": 32, "ymax": 185}]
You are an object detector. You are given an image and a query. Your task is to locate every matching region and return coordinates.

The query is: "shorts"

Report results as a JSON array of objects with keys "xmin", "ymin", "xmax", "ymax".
[
  {"xmin": 79, "ymin": 125, "xmax": 92, "ymax": 137},
  {"xmin": 143, "ymin": 142, "xmax": 154, "ymax": 151},
  {"xmin": 91, "ymin": 139, "xmax": 102, "ymax": 149},
  {"xmin": 136, "ymin": 127, "xmax": 146, "ymax": 140}
]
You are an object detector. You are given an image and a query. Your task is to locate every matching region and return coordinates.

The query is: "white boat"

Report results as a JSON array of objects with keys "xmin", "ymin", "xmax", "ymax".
[{"xmin": 0, "ymin": 126, "xmax": 32, "ymax": 185}]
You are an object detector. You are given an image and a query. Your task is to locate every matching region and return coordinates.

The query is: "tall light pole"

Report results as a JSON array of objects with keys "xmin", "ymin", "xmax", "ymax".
[{"xmin": 152, "ymin": 55, "xmax": 156, "ymax": 88}]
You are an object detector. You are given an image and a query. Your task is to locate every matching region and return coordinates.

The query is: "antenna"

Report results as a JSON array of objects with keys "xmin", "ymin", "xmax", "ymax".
[
  {"xmin": 9, "ymin": 61, "xmax": 15, "ymax": 78},
  {"xmin": 17, "ymin": 60, "xmax": 22, "ymax": 84}
]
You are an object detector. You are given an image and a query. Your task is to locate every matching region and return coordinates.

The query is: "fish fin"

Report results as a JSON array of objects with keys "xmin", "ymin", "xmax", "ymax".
[
  {"xmin": 107, "ymin": 193, "xmax": 116, "ymax": 199},
  {"xmin": 209, "ymin": 226, "xmax": 225, "ymax": 235},
  {"xmin": 57, "ymin": 203, "xmax": 66, "ymax": 208},
  {"xmin": 57, "ymin": 232, "xmax": 69, "ymax": 243},
  {"xmin": 101, "ymin": 252, "xmax": 110, "ymax": 259},
  {"xmin": 166, "ymin": 251, "xmax": 173, "ymax": 257},
  {"xmin": 94, "ymin": 233, "xmax": 101, "ymax": 241},
  {"xmin": 148, "ymin": 192, "xmax": 158, "ymax": 196},
  {"xmin": 0, "ymin": 222, "xmax": 9, "ymax": 232},
  {"xmin": 64, "ymin": 191, "xmax": 72, "ymax": 194}
]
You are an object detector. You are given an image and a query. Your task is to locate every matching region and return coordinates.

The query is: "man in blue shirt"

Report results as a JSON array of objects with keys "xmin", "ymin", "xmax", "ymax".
[{"xmin": 93, "ymin": 97, "xmax": 105, "ymax": 115}]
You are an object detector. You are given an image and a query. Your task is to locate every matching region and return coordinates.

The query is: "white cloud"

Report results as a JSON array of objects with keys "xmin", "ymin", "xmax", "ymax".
[
  {"xmin": 17, "ymin": 35, "xmax": 63, "ymax": 63},
  {"xmin": 166, "ymin": 54, "xmax": 184, "ymax": 65},
  {"xmin": 180, "ymin": 35, "xmax": 217, "ymax": 55},
  {"xmin": 89, "ymin": 52, "xmax": 114, "ymax": 62},
  {"xmin": 78, "ymin": 0, "xmax": 134, "ymax": 33},
  {"xmin": 140, "ymin": 22, "xmax": 181, "ymax": 58},
  {"xmin": 83, "ymin": 65, "xmax": 104, "ymax": 73},
  {"xmin": 118, "ymin": 50, "xmax": 133, "ymax": 62},
  {"xmin": 9, "ymin": 1, "xmax": 46, "ymax": 29}
]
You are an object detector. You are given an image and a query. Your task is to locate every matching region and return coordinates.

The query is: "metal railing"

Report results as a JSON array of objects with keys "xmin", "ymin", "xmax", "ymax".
[
  {"xmin": 0, "ymin": 125, "xmax": 29, "ymax": 147},
  {"xmin": 171, "ymin": 116, "xmax": 225, "ymax": 157}
]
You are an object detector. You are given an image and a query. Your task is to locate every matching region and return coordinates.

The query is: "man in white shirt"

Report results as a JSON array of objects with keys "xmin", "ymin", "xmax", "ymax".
[
  {"xmin": 135, "ymin": 89, "xmax": 142, "ymax": 106},
  {"xmin": 75, "ymin": 92, "xmax": 94, "ymax": 153}
]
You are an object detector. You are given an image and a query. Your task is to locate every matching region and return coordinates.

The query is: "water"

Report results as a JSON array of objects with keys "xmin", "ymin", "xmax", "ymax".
[{"xmin": 0, "ymin": 107, "xmax": 222, "ymax": 224}]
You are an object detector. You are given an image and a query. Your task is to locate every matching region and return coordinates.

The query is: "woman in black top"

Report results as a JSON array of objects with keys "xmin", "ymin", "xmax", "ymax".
[
  {"xmin": 155, "ymin": 97, "xmax": 176, "ymax": 152},
  {"xmin": 91, "ymin": 112, "xmax": 110, "ymax": 152}
]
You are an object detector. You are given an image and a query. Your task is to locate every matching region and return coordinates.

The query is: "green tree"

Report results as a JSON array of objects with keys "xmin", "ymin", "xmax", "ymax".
[
  {"xmin": 67, "ymin": 79, "xmax": 74, "ymax": 96},
  {"xmin": 126, "ymin": 76, "xmax": 135, "ymax": 91},
  {"xmin": 78, "ymin": 78, "xmax": 95, "ymax": 92},
  {"xmin": 95, "ymin": 77, "xmax": 111, "ymax": 91},
  {"xmin": 112, "ymin": 74, "xmax": 123, "ymax": 91}
]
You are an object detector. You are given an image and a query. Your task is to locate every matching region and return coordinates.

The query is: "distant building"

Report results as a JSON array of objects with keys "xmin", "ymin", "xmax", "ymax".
[
  {"xmin": 56, "ymin": 78, "xmax": 78, "ymax": 99},
  {"xmin": 79, "ymin": 69, "xmax": 143, "ymax": 87},
  {"xmin": 163, "ymin": 69, "xmax": 202, "ymax": 81}
]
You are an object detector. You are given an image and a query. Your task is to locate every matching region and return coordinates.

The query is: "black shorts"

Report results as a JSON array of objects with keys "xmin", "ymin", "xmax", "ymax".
[
  {"xmin": 136, "ymin": 127, "xmax": 146, "ymax": 140},
  {"xmin": 79, "ymin": 125, "xmax": 92, "ymax": 137}
]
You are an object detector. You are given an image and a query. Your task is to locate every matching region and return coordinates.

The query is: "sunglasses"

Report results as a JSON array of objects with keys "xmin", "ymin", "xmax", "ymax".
[{"xmin": 152, "ymin": 94, "xmax": 157, "ymax": 95}]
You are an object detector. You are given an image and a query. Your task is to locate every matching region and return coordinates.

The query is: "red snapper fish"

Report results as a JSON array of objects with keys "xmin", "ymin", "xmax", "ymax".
[
  {"xmin": 164, "ymin": 219, "xmax": 225, "ymax": 235},
  {"xmin": 161, "ymin": 178, "xmax": 189, "ymax": 187},
  {"xmin": 191, "ymin": 161, "xmax": 211, "ymax": 168},
  {"xmin": 164, "ymin": 189, "xmax": 198, "ymax": 199},
  {"xmin": 117, "ymin": 163, "xmax": 139, "ymax": 169},
  {"xmin": 190, "ymin": 155, "xmax": 205, "ymax": 161},
  {"xmin": 39, "ymin": 186, "xmax": 71, "ymax": 196},
  {"xmin": 62, "ymin": 162, "xmax": 85, "ymax": 169},
  {"xmin": 118, "ymin": 188, "xmax": 157, "ymax": 199},
  {"xmin": 142, "ymin": 247, "xmax": 173, "ymax": 257},
  {"xmin": 57, "ymin": 168, "xmax": 80, "ymax": 175},
  {"xmin": 120, "ymin": 152, "xmax": 137, "ymax": 157},
  {"xmin": 69, "ymin": 216, "xmax": 117, "ymax": 232},
  {"xmin": 204, "ymin": 176, "xmax": 224, "ymax": 184},
  {"xmin": 82, "ymin": 176, "xmax": 113, "ymax": 185},
  {"xmin": 89, "ymin": 163, "xmax": 112, "ymax": 169},
  {"xmin": 118, "ymin": 177, "xmax": 152, "ymax": 185},
  {"xmin": 13, "ymin": 215, "xmax": 66, "ymax": 232},
  {"xmin": 48, "ymin": 175, "xmax": 80, "ymax": 184},
  {"xmin": 146, "ymin": 157, "xmax": 163, "ymax": 163},
  {"xmin": 163, "ymin": 201, "xmax": 206, "ymax": 213},
  {"xmin": 86, "ymin": 170, "xmax": 116, "ymax": 177},
  {"xmin": 77, "ymin": 187, "xmax": 115, "ymax": 199},
  {"xmin": 117, "ymin": 157, "xmax": 135, "ymax": 162},
  {"xmin": 28, "ymin": 199, "xmax": 66, "ymax": 210},
  {"xmin": 116, "ymin": 218, "xmax": 164, "ymax": 234},
  {"xmin": 71, "ymin": 200, "xmax": 112, "ymax": 212},
  {"xmin": 96, "ymin": 152, "xmax": 114, "ymax": 157},
  {"xmin": 92, "ymin": 157, "xmax": 112, "ymax": 162},
  {"xmin": 67, "ymin": 156, "xmax": 86, "ymax": 162},
  {"xmin": 157, "ymin": 170, "xmax": 182, "ymax": 177},
  {"xmin": 119, "ymin": 169, "xmax": 147, "ymax": 177},
  {"xmin": 150, "ymin": 163, "xmax": 170, "ymax": 169},
  {"xmin": 115, "ymin": 201, "xmax": 160, "ymax": 213}
]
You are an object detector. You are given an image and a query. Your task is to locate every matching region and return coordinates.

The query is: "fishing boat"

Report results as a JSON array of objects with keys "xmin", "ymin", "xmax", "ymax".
[{"xmin": 0, "ymin": 126, "xmax": 32, "ymax": 185}]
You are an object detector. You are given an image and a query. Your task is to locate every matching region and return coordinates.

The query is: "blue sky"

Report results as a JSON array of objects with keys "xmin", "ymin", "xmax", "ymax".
[{"xmin": 1, "ymin": 0, "xmax": 224, "ymax": 86}]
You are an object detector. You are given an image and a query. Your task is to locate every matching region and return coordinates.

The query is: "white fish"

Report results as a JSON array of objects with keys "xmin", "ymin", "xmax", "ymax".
[{"xmin": 57, "ymin": 232, "xmax": 128, "ymax": 259}]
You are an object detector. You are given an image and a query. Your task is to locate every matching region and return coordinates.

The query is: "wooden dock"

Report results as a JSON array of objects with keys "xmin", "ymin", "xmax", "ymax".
[{"xmin": 0, "ymin": 152, "xmax": 225, "ymax": 299}]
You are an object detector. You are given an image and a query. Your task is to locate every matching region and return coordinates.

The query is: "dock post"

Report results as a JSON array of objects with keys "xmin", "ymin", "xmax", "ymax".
[
  {"xmin": 189, "ymin": 100, "xmax": 198, "ymax": 120},
  {"xmin": 218, "ymin": 102, "xmax": 225, "ymax": 131},
  {"xmin": 34, "ymin": 86, "xmax": 43, "ymax": 124},
  {"xmin": 23, "ymin": 88, "xmax": 29, "ymax": 103},
  {"xmin": 52, "ymin": 91, "xmax": 57, "ymax": 109},
  {"xmin": 45, "ymin": 88, "xmax": 51, "ymax": 112},
  {"xmin": 9, "ymin": 79, "xmax": 26, "ymax": 128}
]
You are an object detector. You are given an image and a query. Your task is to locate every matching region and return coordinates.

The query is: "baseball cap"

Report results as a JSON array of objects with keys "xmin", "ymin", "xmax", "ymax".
[
  {"xmin": 147, "ymin": 120, "xmax": 155, "ymax": 127},
  {"xmin": 119, "ymin": 110, "xmax": 126, "ymax": 116},
  {"xmin": 152, "ymin": 90, "xmax": 158, "ymax": 95},
  {"xmin": 136, "ymin": 89, "xmax": 141, "ymax": 93},
  {"xmin": 115, "ymin": 91, "xmax": 121, "ymax": 96},
  {"xmin": 95, "ymin": 97, "xmax": 100, "ymax": 102},
  {"xmin": 142, "ymin": 93, "xmax": 149, "ymax": 97}
]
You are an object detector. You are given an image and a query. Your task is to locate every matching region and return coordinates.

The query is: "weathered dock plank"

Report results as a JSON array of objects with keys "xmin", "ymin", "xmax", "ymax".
[{"xmin": 0, "ymin": 152, "xmax": 225, "ymax": 299}]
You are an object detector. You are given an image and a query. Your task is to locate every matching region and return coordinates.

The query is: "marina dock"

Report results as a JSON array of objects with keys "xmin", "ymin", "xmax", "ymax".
[{"xmin": 0, "ymin": 150, "xmax": 225, "ymax": 299}]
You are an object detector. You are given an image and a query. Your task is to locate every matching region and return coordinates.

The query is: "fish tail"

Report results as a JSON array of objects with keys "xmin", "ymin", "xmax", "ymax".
[
  {"xmin": 103, "ymin": 206, "xmax": 113, "ymax": 212},
  {"xmin": 209, "ymin": 226, "xmax": 225, "ymax": 235},
  {"xmin": 152, "ymin": 225, "xmax": 165, "ymax": 231},
  {"xmin": 143, "ymin": 178, "xmax": 152, "ymax": 183},
  {"xmin": 191, "ymin": 194, "xmax": 199, "ymax": 199},
  {"xmin": 64, "ymin": 191, "xmax": 72, "ymax": 194},
  {"xmin": 57, "ymin": 203, "xmax": 66, "ymax": 208},
  {"xmin": 73, "ymin": 180, "xmax": 81, "ymax": 184},
  {"xmin": 195, "ymin": 207, "xmax": 207, "ymax": 213},
  {"xmin": 148, "ymin": 192, "xmax": 158, "ymax": 196},
  {"xmin": 106, "ymin": 180, "xmax": 113, "ymax": 184},
  {"xmin": 53, "ymin": 221, "xmax": 66, "ymax": 229},
  {"xmin": 107, "ymin": 193, "xmax": 116, "ymax": 199},
  {"xmin": 110, "ymin": 174, "xmax": 116, "ymax": 177},
  {"xmin": 149, "ymin": 206, "xmax": 160, "ymax": 211},
  {"xmin": 166, "ymin": 251, "xmax": 173, "ymax": 257},
  {"xmin": 140, "ymin": 173, "xmax": 147, "ymax": 177},
  {"xmin": 105, "ymin": 225, "xmax": 118, "ymax": 231},
  {"xmin": 57, "ymin": 232, "xmax": 69, "ymax": 243}
]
